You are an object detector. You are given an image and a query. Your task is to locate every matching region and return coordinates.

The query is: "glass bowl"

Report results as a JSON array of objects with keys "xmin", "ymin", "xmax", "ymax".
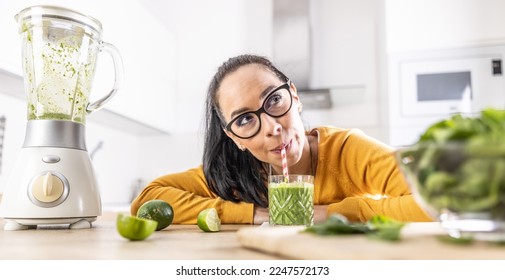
[{"xmin": 396, "ymin": 142, "xmax": 505, "ymax": 241}]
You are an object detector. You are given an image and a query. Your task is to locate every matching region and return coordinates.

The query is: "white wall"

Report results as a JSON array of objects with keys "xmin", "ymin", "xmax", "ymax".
[
  {"xmin": 141, "ymin": 0, "xmax": 273, "ymax": 134},
  {"xmin": 137, "ymin": 133, "xmax": 204, "ymax": 190},
  {"xmin": 85, "ymin": 123, "xmax": 140, "ymax": 205}
]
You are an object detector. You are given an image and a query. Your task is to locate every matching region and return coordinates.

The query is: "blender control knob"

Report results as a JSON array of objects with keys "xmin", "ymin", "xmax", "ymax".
[{"xmin": 31, "ymin": 172, "xmax": 65, "ymax": 203}]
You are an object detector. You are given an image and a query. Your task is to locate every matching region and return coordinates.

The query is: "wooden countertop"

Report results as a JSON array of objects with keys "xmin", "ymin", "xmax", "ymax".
[
  {"xmin": 0, "ymin": 211, "xmax": 278, "ymax": 260},
  {"xmin": 1, "ymin": 210, "xmax": 505, "ymax": 260}
]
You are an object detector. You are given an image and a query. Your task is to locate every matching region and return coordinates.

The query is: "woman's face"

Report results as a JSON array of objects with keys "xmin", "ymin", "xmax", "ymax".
[{"xmin": 218, "ymin": 64, "xmax": 307, "ymax": 169}]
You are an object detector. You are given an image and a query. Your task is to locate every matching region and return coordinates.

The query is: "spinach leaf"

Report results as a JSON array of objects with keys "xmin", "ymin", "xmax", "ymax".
[
  {"xmin": 304, "ymin": 214, "xmax": 370, "ymax": 235},
  {"xmin": 366, "ymin": 215, "xmax": 406, "ymax": 241},
  {"xmin": 411, "ymin": 108, "xmax": 505, "ymax": 217},
  {"xmin": 303, "ymin": 214, "xmax": 405, "ymax": 241}
]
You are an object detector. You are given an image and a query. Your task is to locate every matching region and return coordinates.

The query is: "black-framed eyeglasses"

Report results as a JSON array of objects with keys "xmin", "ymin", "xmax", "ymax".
[{"xmin": 224, "ymin": 81, "xmax": 293, "ymax": 139}]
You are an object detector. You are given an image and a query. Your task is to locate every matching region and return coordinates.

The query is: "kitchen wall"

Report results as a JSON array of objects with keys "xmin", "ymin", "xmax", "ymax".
[
  {"xmin": 140, "ymin": 0, "xmax": 273, "ymax": 134},
  {"xmin": 3, "ymin": 0, "xmax": 504, "ymax": 207}
]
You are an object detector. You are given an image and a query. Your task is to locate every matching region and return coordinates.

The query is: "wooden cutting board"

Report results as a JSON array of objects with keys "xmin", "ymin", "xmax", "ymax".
[{"xmin": 237, "ymin": 222, "xmax": 505, "ymax": 259}]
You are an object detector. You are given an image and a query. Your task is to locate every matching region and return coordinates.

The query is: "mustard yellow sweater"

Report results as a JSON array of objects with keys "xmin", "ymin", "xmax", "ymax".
[{"xmin": 130, "ymin": 127, "xmax": 432, "ymax": 224}]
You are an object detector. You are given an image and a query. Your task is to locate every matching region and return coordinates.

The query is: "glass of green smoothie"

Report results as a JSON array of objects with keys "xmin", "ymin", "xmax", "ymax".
[{"xmin": 268, "ymin": 175, "xmax": 314, "ymax": 226}]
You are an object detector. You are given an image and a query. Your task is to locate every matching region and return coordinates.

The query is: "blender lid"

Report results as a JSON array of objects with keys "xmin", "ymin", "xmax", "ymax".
[{"xmin": 15, "ymin": 5, "xmax": 103, "ymax": 35}]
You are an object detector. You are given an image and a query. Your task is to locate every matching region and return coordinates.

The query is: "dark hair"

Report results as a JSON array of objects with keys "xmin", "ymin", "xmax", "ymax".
[{"xmin": 203, "ymin": 54, "xmax": 289, "ymax": 207}]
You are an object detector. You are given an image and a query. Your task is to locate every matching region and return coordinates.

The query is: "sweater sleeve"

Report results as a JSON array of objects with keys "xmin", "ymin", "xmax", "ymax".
[
  {"xmin": 319, "ymin": 128, "xmax": 433, "ymax": 222},
  {"xmin": 327, "ymin": 195, "xmax": 432, "ymax": 222},
  {"xmin": 130, "ymin": 166, "xmax": 255, "ymax": 224}
]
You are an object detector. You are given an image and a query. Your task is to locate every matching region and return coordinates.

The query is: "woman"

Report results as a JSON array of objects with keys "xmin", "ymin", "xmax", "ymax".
[{"xmin": 130, "ymin": 54, "xmax": 432, "ymax": 224}]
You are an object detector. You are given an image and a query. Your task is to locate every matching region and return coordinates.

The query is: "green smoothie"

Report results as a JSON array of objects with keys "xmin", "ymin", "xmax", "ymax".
[
  {"xmin": 22, "ymin": 28, "xmax": 95, "ymax": 124},
  {"xmin": 268, "ymin": 181, "xmax": 314, "ymax": 226}
]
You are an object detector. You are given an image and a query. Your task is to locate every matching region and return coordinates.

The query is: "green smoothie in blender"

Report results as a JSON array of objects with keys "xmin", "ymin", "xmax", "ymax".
[
  {"xmin": 19, "ymin": 14, "xmax": 115, "ymax": 124},
  {"xmin": 22, "ymin": 27, "xmax": 96, "ymax": 124}
]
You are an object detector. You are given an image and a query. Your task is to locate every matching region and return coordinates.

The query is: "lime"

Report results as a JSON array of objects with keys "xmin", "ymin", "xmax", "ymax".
[
  {"xmin": 197, "ymin": 208, "xmax": 221, "ymax": 232},
  {"xmin": 136, "ymin": 200, "xmax": 174, "ymax": 231},
  {"xmin": 116, "ymin": 213, "xmax": 157, "ymax": 241}
]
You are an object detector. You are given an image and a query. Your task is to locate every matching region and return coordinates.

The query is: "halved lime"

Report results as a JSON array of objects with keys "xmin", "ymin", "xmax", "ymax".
[
  {"xmin": 197, "ymin": 208, "xmax": 221, "ymax": 232},
  {"xmin": 137, "ymin": 200, "xmax": 174, "ymax": 231},
  {"xmin": 116, "ymin": 213, "xmax": 158, "ymax": 241}
]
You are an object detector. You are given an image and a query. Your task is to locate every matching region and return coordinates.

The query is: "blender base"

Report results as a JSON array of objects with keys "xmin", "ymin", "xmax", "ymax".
[
  {"xmin": 0, "ymin": 142, "xmax": 102, "ymax": 228},
  {"xmin": 3, "ymin": 217, "xmax": 97, "ymax": 231}
]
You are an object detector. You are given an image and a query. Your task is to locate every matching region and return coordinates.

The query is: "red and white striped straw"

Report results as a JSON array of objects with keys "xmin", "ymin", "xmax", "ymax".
[{"xmin": 281, "ymin": 147, "xmax": 289, "ymax": 178}]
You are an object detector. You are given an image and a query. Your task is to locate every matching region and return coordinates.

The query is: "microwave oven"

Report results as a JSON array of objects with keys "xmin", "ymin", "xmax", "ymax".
[{"xmin": 387, "ymin": 44, "xmax": 505, "ymax": 146}]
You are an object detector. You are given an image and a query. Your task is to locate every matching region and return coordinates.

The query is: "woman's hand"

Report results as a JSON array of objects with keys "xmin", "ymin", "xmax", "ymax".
[
  {"xmin": 253, "ymin": 206, "xmax": 269, "ymax": 225},
  {"xmin": 314, "ymin": 205, "xmax": 329, "ymax": 224},
  {"xmin": 254, "ymin": 205, "xmax": 328, "ymax": 225}
]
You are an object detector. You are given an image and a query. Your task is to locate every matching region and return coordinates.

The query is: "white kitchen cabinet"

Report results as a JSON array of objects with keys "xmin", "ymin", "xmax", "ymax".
[{"xmin": 0, "ymin": 0, "xmax": 176, "ymax": 134}]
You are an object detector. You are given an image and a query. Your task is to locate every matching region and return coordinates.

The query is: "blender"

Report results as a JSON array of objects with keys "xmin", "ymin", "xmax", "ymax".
[{"xmin": 0, "ymin": 5, "xmax": 123, "ymax": 230}]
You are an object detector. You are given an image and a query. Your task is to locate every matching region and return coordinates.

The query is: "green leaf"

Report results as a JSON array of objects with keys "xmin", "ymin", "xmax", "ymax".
[
  {"xmin": 303, "ymin": 214, "xmax": 370, "ymax": 235},
  {"xmin": 437, "ymin": 235, "xmax": 474, "ymax": 245},
  {"xmin": 366, "ymin": 215, "xmax": 406, "ymax": 241},
  {"xmin": 304, "ymin": 214, "xmax": 406, "ymax": 241}
]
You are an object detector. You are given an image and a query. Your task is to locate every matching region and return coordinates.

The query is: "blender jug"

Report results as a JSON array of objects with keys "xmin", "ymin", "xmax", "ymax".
[{"xmin": 17, "ymin": 5, "xmax": 123, "ymax": 123}]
